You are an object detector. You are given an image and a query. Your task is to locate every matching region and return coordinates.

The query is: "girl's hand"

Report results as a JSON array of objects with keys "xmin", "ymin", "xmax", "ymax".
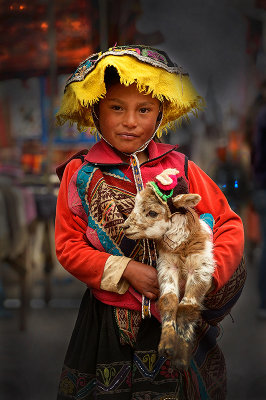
[{"xmin": 122, "ymin": 260, "xmax": 159, "ymax": 300}]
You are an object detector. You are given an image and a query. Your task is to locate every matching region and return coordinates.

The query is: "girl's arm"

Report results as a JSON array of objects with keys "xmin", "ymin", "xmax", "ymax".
[{"xmin": 188, "ymin": 161, "xmax": 246, "ymax": 323}]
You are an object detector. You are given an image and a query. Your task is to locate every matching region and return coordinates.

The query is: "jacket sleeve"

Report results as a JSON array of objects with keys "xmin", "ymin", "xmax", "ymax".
[
  {"xmin": 55, "ymin": 159, "xmax": 111, "ymax": 288},
  {"xmin": 188, "ymin": 161, "xmax": 246, "ymax": 324}
]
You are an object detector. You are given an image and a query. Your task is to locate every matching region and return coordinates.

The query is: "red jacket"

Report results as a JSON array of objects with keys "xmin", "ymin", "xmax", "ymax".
[{"xmin": 55, "ymin": 140, "xmax": 244, "ymax": 296}]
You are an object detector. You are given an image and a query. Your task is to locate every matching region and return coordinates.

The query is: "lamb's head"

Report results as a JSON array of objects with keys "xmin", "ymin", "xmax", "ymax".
[
  {"xmin": 123, "ymin": 168, "xmax": 201, "ymax": 241},
  {"xmin": 122, "ymin": 186, "xmax": 171, "ymax": 240}
]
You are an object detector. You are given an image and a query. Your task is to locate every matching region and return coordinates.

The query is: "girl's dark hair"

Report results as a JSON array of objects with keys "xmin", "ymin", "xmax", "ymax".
[
  {"xmin": 92, "ymin": 67, "xmax": 121, "ymax": 120},
  {"xmin": 104, "ymin": 66, "xmax": 121, "ymax": 89}
]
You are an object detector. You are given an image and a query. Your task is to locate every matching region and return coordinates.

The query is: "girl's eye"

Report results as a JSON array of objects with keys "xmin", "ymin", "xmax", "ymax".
[
  {"xmin": 147, "ymin": 210, "xmax": 158, "ymax": 218},
  {"xmin": 139, "ymin": 107, "xmax": 150, "ymax": 114},
  {"xmin": 111, "ymin": 105, "xmax": 122, "ymax": 111}
]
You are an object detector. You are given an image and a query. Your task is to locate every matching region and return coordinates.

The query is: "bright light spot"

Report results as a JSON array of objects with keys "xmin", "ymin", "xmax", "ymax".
[
  {"xmin": 71, "ymin": 20, "xmax": 81, "ymax": 30},
  {"xmin": 41, "ymin": 22, "xmax": 48, "ymax": 30}
]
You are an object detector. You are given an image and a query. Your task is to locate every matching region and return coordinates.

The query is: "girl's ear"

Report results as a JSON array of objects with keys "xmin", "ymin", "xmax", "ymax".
[{"xmin": 172, "ymin": 193, "xmax": 201, "ymax": 208}]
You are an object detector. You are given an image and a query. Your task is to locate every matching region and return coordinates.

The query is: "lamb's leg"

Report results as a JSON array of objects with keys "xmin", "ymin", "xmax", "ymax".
[
  {"xmin": 178, "ymin": 270, "xmax": 212, "ymax": 320},
  {"xmin": 157, "ymin": 262, "xmax": 179, "ymax": 361},
  {"xmin": 158, "ymin": 293, "xmax": 179, "ymax": 359},
  {"xmin": 174, "ymin": 270, "xmax": 213, "ymax": 368}
]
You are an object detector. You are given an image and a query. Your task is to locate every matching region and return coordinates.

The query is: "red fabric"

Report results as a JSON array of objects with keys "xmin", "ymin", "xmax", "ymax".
[
  {"xmin": 84, "ymin": 139, "xmax": 178, "ymax": 165},
  {"xmin": 93, "ymin": 287, "xmax": 161, "ymax": 321},
  {"xmin": 188, "ymin": 160, "xmax": 244, "ymax": 292},
  {"xmin": 55, "ymin": 141, "xmax": 244, "ymax": 301},
  {"xmin": 55, "ymin": 158, "xmax": 110, "ymax": 289}
]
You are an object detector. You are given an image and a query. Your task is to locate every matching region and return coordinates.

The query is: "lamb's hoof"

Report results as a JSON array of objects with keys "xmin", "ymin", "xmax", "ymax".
[
  {"xmin": 158, "ymin": 342, "xmax": 176, "ymax": 359},
  {"xmin": 172, "ymin": 335, "xmax": 193, "ymax": 369},
  {"xmin": 158, "ymin": 328, "xmax": 178, "ymax": 360},
  {"xmin": 172, "ymin": 357, "xmax": 190, "ymax": 370},
  {"xmin": 176, "ymin": 303, "xmax": 201, "ymax": 322}
]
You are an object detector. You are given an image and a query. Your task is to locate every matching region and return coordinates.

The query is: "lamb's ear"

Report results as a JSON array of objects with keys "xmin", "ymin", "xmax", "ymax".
[{"xmin": 172, "ymin": 193, "xmax": 201, "ymax": 208}]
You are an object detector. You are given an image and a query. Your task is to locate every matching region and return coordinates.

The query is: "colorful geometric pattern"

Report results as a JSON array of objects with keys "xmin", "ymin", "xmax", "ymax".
[
  {"xmin": 75, "ymin": 163, "xmax": 142, "ymax": 259},
  {"xmin": 65, "ymin": 45, "xmax": 188, "ymax": 88},
  {"xmin": 114, "ymin": 307, "xmax": 142, "ymax": 347}
]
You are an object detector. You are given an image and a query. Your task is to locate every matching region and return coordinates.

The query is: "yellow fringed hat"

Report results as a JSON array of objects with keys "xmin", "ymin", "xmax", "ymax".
[{"xmin": 56, "ymin": 45, "xmax": 205, "ymax": 137}]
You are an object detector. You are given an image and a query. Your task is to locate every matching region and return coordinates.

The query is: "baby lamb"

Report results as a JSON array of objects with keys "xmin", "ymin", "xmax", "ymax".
[{"xmin": 123, "ymin": 169, "xmax": 215, "ymax": 369}]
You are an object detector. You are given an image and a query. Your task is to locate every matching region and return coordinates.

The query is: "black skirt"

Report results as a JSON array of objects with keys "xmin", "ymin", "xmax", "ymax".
[{"xmin": 57, "ymin": 289, "xmax": 223, "ymax": 400}]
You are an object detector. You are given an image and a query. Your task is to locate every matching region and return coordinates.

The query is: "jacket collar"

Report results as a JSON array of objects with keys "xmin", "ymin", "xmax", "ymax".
[{"xmin": 85, "ymin": 139, "xmax": 178, "ymax": 165}]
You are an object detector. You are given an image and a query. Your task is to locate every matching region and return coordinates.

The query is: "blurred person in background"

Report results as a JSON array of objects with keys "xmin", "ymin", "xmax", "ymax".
[{"xmin": 245, "ymin": 80, "xmax": 266, "ymax": 148}]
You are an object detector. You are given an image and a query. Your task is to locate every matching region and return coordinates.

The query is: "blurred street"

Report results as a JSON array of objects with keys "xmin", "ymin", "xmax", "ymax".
[{"xmin": 1, "ymin": 249, "xmax": 266, "ymax": 400}]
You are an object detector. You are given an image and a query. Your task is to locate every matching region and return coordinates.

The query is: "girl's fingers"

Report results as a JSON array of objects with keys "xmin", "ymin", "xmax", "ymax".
[
  {"xmin": 144, "ymin": 292, "xmax": 157, "ymax": 300},
  {"xmin": 144, "ymin": 288, "xmax": 160, "ymax": 300}
]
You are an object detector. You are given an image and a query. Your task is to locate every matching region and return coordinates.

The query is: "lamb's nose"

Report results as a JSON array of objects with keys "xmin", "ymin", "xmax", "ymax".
[{"xmin": 123, "ymin": 224, "xmax": 130, "ymax": 231}]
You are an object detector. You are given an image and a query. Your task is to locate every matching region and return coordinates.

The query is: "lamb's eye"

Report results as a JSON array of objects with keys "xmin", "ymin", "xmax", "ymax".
[{"xmin": 147, "ymin": 210, "xmax": 158, "ymax": 218}]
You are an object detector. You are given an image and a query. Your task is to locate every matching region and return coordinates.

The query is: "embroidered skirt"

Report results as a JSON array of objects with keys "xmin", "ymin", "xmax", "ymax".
[{"xmin": 57, "ymin": 289, "xmax": 226, "ymax": 400}]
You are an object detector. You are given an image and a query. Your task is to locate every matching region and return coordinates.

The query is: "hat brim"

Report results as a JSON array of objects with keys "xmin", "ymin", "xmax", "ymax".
[{"xmin": 56, "ymin": 54, "xmax": 205, "ymax": 137}]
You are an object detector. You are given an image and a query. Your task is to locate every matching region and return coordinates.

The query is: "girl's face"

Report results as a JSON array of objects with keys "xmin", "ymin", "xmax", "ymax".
[{"xmin": 98, "ymin": 83, "xmax": 161, "ymax": 156}]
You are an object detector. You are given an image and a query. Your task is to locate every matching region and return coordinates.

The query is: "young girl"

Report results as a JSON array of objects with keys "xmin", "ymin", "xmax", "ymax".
[{"xmin": 55, "ymin": 45, "xmax": 245, "ymax": 400}]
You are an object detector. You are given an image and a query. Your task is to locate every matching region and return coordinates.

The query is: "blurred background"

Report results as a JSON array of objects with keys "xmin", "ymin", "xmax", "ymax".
[{"xmin": 0, "ymin": 0, "xmax": 266, "ymax": 399}]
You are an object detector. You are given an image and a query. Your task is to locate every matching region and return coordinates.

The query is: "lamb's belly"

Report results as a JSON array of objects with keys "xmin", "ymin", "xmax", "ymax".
[
  {"xmin": 159, "ymin": 251, "xmax": 212, "ymax": 277},
  {"xmin": 158, "ymin": 254, "xmax": 187, "ymax": 288},
  {"xmin": 183, "ymin": 253, "xmax": 214, "ymax": 285}
]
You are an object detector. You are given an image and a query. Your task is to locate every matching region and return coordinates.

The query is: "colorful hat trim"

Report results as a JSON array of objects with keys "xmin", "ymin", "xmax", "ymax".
[
  {"xmin": 156, "ymin": 173, "xmax": 178, "ymax": 191},
  {"xmin": 147, "ymin": 169, "xmax": 190, "ymax": 216},
  {"xmin": 149, "ymin": 181, "xmax": 174, "ymax": 202}
]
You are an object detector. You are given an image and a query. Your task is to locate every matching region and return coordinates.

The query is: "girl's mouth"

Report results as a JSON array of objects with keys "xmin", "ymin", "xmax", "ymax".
[{"xmin": 118, "ymin": 133, "xmax": 138, "ymax": 139}]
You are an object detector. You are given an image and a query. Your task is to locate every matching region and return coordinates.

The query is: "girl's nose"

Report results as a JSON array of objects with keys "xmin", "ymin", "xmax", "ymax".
[{"xmin": 123, "ymin": 111, "xmax": 137, "ymax": 128}]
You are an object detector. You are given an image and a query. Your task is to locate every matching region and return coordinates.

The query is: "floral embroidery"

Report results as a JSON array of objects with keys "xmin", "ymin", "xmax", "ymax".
[
  {"xmin": 96, "ymin": 362, "xmax": 131, "ymax": 392},
  {"xmin": 58, "ymin": 365, "xmax": 96, "ymax": 398},
  {"xmin": 59, "ymin": 376, "xmax": 75, "ymax": 395},
  {"xmin": 142, "ymin": 48, "xmax": 167, "ymax": 64},
  {"xmin": 143, "ymin": 353, "xmax": 157, "ymax": 372},
  {"xmin": 160, "ymin": 360, "xmax": 179, "ymax": 379},
  {"xmin": 133, "ymin": 352, "xmax": 165, "ymax": 380},
  {"xmin": 97, "ymin": 366, "xmax": 116, "ymax": 387}
]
